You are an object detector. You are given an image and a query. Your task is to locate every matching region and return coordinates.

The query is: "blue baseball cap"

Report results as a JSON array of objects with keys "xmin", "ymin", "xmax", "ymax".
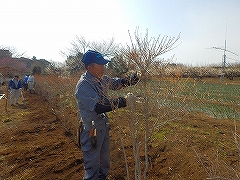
[{"xmin": 82, "ymin": 50, "xmax": 110, "ymax": 66}]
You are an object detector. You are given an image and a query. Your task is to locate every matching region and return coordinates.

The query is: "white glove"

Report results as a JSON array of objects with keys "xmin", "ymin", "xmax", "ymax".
[
  {"xmin": 125, "ymin": 93, "xmax": 142, "ymax": 108},
  {"xmin": 136, "ymin": 71, "xmax": 142, "ymax": 78}
]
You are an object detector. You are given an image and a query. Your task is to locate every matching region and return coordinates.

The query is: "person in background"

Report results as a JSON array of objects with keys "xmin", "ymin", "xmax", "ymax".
[
  {"xmin": 23, "ymin": 74, "xmax": 29, "ymax": 91},
  {"xmin": 75, "ymin": 50, "xmax": 139, "ymax": 180},
  {"xmin": 8, "ymin": 75, "xmax": 23, "ymax": 106},
  {"xmin": 27, "ymin": 73, "xmax": 35, "ymax": 93}
]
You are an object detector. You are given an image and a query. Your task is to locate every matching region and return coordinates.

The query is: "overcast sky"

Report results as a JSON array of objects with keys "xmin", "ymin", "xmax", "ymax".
[{"xmin": 1, "ymin": 0, "xmax": 240, "ymax": 66}]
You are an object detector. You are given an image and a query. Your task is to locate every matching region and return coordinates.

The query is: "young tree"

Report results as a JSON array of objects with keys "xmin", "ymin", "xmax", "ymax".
[{"xmin": 113, "ymin": 28, "xmax": 188, "ymax": 180}]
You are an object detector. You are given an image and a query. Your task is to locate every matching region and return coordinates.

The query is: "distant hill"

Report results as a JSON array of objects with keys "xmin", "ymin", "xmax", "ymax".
[{"xmin": 0, "ymin": 49, "xmax": 50, "ymax": 77}]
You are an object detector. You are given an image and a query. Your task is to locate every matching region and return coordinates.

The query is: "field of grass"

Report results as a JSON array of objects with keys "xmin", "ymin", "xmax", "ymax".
[
  {"xmin": 180, "ymin": 79, "xmax": 240, "ymax": 119},
  {"xmin": 108, "ymin": 77, "xmax": 240, "ymax": 120}
]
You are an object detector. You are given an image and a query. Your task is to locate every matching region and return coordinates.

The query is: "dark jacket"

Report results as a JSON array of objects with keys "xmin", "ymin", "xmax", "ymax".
[{"xmin": 8, "ymin": 79, "xmax": 22, "ymax": 90}]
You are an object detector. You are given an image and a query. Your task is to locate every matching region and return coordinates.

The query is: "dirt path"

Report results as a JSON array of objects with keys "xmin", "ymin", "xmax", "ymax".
[
  {"xmin": 0, "ymin": 90, "xmax": 83, "ymax": 180},
  {"xmin": 0, "ymin": 86, "xmax": 239, "ymax": 179}
]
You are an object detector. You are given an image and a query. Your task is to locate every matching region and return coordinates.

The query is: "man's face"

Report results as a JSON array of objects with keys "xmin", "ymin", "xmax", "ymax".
[{"xmin": 88, "ymin": 63, "xmax": 105, "ymax": 79}]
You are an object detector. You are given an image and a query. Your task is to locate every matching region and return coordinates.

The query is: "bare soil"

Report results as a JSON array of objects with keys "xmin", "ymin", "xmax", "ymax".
[{"xmin": 0, "ymin": 85, "xmax": 239, "ymax": 180}]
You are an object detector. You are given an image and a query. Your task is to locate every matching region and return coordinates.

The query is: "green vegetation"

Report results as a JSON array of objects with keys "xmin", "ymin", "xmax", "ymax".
[
  {"xmin": 111, "ymin": 78, "xmax": 239, "ymax": 120},
  {"xmin": 182, "ymin": 81, "xmax": 239, "ymax": 119}
]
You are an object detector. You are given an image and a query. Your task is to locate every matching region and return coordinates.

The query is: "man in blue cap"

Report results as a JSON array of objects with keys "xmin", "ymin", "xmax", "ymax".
[{"xmin": 75, "ymin": 50, "xmax": 139, "ymax": 180}]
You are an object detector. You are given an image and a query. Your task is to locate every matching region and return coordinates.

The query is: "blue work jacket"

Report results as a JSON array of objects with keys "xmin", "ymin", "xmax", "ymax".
[
  {"xmin": 8, "ymin": 79, "xmax": 22, "ymax": 90},
  {"xmin": 75, "ymin": 71, "xmax": 123, "ymax": 130}
]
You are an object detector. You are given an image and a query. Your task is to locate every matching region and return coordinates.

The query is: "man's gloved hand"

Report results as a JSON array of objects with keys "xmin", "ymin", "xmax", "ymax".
[
  {"xmin": 95, "ymin": 97, "xmax": 127, "ymax": 114},
  {"xmin": 8, "ymin": 89, "xmax": 11, "ymax": 92},
  {"xmin": 125, "ymin": 93, "xmax": 142, "ymax": 108},
  {"xmin": 117, "ymin": 97, "xmax": 127, "ymax": 108},
  {"xmin": 121, "ymin": 71, "xmax": 141, "ymax": 87}
]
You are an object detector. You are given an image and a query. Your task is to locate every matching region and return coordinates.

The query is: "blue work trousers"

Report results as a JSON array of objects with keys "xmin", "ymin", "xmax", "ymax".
[{"xmin": 81, "ymin": 125, "xmax": 110, "ymax": 180}]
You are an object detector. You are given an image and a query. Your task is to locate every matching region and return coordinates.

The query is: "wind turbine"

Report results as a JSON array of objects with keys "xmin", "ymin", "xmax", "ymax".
[
  {"xmin": 212, "ymin": 29, "xmax": 238, "ymax": 80},
  {"xmin": 212, "ymin": 39, "xmax": 238, "ymax": 69}
]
